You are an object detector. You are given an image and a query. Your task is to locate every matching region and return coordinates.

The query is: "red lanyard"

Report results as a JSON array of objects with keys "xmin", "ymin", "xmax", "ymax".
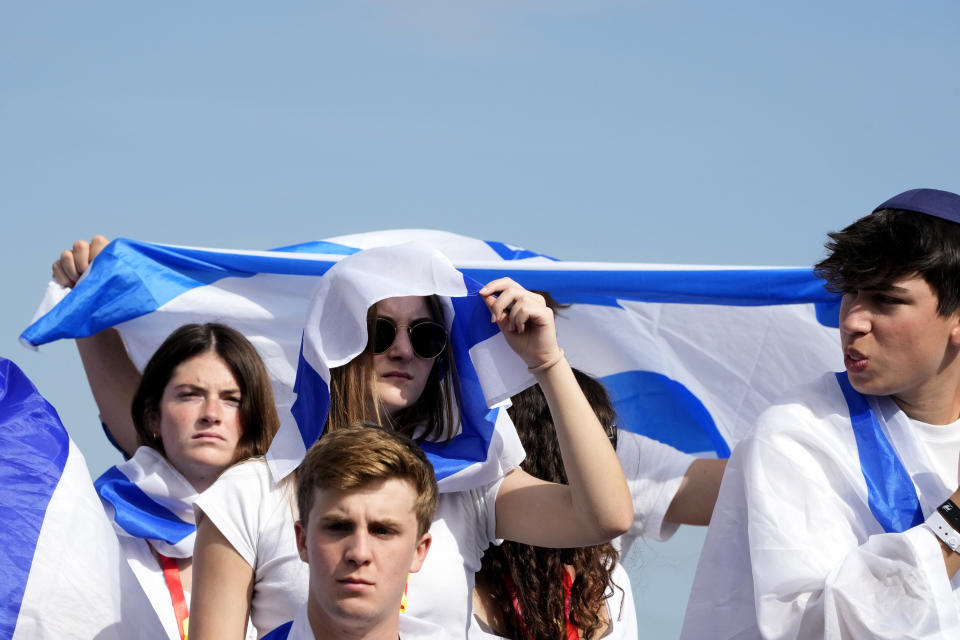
[
  {"xmin": 504, "ymin": 568, "xmax": 579, "ymax": 640},
  {"xmin": 159, "ymin": 554, "xmax": 190, "ymax": 640}
]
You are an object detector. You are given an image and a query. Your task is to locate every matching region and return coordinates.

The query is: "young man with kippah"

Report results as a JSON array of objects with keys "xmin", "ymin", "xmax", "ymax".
[
  {"xmin": 261, "ymin": 426, "xmax": 445, "ymax": 640},
  {"xmin": 682, "ymin": 189, "xmax": 960, "ymax": 639}
]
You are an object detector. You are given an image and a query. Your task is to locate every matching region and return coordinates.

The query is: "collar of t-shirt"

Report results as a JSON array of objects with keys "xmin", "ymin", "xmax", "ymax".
[{"xmin": 910, "ymin": 416, "xmax": 960, "ymax": 489}]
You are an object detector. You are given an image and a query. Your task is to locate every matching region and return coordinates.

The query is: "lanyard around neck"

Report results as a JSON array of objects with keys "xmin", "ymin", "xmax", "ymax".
[{"xmin": 159, "ymin": 554, "xmax": 189, "ymax": 640}]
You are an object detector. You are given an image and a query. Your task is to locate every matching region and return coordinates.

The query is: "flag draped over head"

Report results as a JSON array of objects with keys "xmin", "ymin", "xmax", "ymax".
[
  {"xmin": 281, "ymin": 241, "xmax": 528, "ymax": 488},
  {"xmin": 22, "ymin": 229, "xmax": 842, "ymax": 472},
  {"xmin": 0, "ymin": 357, "xmax": 160, "ymax": 639}
]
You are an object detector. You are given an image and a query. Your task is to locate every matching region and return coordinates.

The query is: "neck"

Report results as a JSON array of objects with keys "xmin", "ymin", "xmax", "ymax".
[
  {"xmin": 892, "ymin": 373, "xmax": 960, "ymax": 425},
  {"xmin": 308, "ymin": 601, "xmax": 400, "ymax": 640}
]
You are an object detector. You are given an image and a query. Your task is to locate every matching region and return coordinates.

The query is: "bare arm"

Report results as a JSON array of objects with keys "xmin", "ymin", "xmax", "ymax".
[
  {"xmin": 52, "ymin": 236, "xmax": 143, "ymax": 456},
  {"xmin": 76, "ymin": 329, "xmax": 142, "ymax": 456},
  {"xmin": 481, "ymin": 279, "xmax": 633, "ymax": 547},
  {"xmin": 189, "ymin": 513, "xmax": 255, "ymax": 640},
  {"xmin": 664, "ymin": 458, "xmax": 728, "ymax": 526}
]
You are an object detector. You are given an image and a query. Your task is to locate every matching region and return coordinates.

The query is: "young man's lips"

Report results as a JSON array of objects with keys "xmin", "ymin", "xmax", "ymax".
[
  {"xmin": 338, "ymin": 577, "xmax": 374, "ymax": 590},
  {"xmin": 844, "ymin": 349, "xmax": 868, "ymax": 372}
]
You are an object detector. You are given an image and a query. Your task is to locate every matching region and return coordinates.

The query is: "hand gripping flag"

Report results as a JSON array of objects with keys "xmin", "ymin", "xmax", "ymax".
[
  {"xmin": 0, "ymin": 357, "xmax": 161, "ymax": 639},
  {"xmin": 22, "ymin": 229, "xmax": 842, "ymax": 471}
]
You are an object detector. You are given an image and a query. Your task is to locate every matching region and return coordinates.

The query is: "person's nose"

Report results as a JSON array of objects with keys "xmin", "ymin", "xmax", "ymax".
[
  {"xmin": 344, "ymin": 530, "xmax": 373, "ymax": 566},
  {"xmin": 199, "ymin": 396, "xmax": 223, "ymax": 424},
  {"xmin": 387, "ymin": 326, "xmax": 414, "ymax": 361},
  {"xmin": 839, "ymin": 292, "xmax": 871, "ymax": 337}
]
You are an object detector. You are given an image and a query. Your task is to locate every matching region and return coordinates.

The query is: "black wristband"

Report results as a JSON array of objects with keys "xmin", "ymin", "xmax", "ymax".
[{"xmin": 937, "ymin": 499, "xmax": 960, "ymax": 532}]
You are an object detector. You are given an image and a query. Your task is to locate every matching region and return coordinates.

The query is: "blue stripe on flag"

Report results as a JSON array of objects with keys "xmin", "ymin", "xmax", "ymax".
[
  {"xmin": 815, "ymin": 301, "xmax": 842, "ymax": 328},
  {"xmin": 290, "ymin": 340, "xmax": 333, "ymax": 451},
  {"xmin": 270, "ymin": 241, "xmax": 361, "ymax": 255},
  {"xmin": 458, "ymin": 267, "xmax": 835, "ymax": 308},
  {"xmin": 20, "ymin": 239, "xmax": 341, "ymax": 347},
  {"xmin": 419, "ymin": 288, "xmax": 502, "ymax": 479},
  {"xmin": 0, "ymin": 359, "xmax": 71, "ymax": 637},
  {"xmin": 94, "ymin": 467, "xmax": 195, "ymax": 545},
  {"xmin": 485, "ymin": 240, "xmax": 559, "ymax": 262},
  {"xmin": 601, "ymin": 370, "xmax": 730, "ymax": 457},
  {"xmin": 835, "ymin": 371, "xmax": 923, "ymax": 533},
  {"xmin": 261, "ymin": 620, "xmax": 294, "ymax": 640}
]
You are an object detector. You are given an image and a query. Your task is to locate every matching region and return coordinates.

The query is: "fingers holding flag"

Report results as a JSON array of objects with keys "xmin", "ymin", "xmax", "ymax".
[{"xmin": 52, "ymin": 235, "xmax": 109, "ymax": 288}]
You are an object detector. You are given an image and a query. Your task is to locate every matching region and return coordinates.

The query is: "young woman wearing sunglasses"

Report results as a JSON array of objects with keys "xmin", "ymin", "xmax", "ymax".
[{"xmin": 188, "ymin": 246, "xmax": 633, "ymax": 640}]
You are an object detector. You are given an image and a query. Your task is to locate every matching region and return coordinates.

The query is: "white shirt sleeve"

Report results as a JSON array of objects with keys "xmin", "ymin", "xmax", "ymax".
[
  {"xmin": 615, "ymin": 431, "xmax": 695, "ymax": 547},
  {"xmin": 193, "ymin": 459, "xmax": 306, "ymax": 637},
  {"xmin": 683, "ymin": 385, "xmax": 960, "ymax": 640},
  {"xmin": 194, "ymin": 459, "xmax": 274, "ymax": 568}
]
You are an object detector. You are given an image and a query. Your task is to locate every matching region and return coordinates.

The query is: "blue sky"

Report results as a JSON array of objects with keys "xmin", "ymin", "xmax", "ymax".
[{"xmin": 4, "ymin": 2, "xmax": 959, "ymax": 637}]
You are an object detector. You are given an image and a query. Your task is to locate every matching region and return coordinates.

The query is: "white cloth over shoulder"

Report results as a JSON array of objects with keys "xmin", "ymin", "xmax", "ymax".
[
  {"xmin": 682, "ymin": 373, "xmax": 960, "ymax": 639},
  {"xmin": 197, "ymin": 457, "xmax": 507, "ymax": 638}
]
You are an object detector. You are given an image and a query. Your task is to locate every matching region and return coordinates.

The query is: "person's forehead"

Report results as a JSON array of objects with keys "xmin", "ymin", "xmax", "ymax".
[
  {"xmin": 375, "ymin": 296, "xmax": 431, "ymax": 319},
  {"xmin": 312, "ymin": 477, "xmax": 419, "ymax": 520}
]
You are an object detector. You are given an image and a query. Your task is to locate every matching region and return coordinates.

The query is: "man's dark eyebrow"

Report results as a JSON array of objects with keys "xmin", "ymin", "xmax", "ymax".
[{"xmin": 862, "ymin": 284, "xmax": 911, "ymax": 294}]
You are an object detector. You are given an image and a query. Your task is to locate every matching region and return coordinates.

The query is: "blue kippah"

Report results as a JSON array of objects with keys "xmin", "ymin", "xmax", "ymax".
[{"xmin": 873, "ymin": 188, "xmax": 960, "ymax": 225}]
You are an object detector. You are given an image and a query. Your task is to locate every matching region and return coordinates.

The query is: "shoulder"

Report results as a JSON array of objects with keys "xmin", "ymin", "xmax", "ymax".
[
  {"xmin": 731, "ymin": 372, "xmax": 866, "ymax": 491},
  {"xmin": 201, "ymin": 458, "xmax": 273, "ymax": 499},
  {"xmin": 195, "ymin": 457, "xmax": 294, "ymax": 527},
  {"xmin": 749, "ymin": 372, "xmax": 851, "ymax": 443}
]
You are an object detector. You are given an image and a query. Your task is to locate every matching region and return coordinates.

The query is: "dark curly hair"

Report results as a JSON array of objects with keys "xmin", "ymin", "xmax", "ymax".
[
  {"xmin": 814, "ymin": 208, "xmax": 960, "ymax": 315},
  {"xmin": 477, "ymin": 369, "xmax": 623, "ymax": 640}
]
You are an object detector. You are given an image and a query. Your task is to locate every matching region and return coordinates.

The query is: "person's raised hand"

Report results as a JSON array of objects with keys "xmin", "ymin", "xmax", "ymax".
[
  {"xmin": 479, "ymin": 278, "xmax": 562, "ymax": 371},
  {"xmin": 52, "ymin": 235, "xmax": 109, "ymax": 288}
]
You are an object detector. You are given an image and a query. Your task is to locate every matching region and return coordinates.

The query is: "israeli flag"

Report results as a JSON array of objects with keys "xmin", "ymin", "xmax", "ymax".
[
  {"xmin": 0, "ymin": 358, "xmax": 161, "ymax": 639},
  {"xmin": 22, "ymin": 230, "xmax": 842, "ymax": 471}
]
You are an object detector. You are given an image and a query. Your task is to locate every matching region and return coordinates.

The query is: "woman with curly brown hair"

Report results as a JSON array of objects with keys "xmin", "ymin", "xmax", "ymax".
[{"xmin": 472, "ymin": 369, "xmax": 635, "ymax": 640}]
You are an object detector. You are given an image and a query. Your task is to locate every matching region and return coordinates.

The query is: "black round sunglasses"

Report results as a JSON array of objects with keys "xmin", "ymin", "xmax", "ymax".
[{"xmin": 372, "ymin": 317, "xmax": 448, "ymax": 359}]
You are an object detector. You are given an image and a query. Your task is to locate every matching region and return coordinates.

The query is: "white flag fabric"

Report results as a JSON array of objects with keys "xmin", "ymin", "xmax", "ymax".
[
  {"xmin": 0, "ymin": 357, "xmax": 162, "ymax": 639},
  {"xmin": 22, "ymin": 229, "xmax": 843, "ymax": 468}
]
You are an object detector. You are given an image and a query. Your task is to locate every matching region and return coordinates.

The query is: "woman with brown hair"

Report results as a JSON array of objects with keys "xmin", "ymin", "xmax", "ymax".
[{"xmin": 53, "ymin": 240, "xmax": 281, "ymax": 640}]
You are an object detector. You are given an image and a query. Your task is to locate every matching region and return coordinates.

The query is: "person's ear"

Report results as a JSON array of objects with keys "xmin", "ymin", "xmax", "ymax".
[
  {"xmin": 294, "ymin": 520, "xmax": 309, "ymax": 563},
  {"xmin": 408, "ymin": 532, "xmax": 432, "ymax": 574},
  {"xmin": 949, "ymin": 312, "xmax": 960, "ymax": 347}
]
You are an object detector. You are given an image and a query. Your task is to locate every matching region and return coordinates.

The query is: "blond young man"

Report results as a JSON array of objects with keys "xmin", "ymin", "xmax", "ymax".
[{"xmin": 262, "ymin": 426, "xmax": 444, "ymax": 640}]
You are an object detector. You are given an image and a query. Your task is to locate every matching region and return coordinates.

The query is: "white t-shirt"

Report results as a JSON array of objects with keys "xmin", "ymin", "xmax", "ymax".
[
  {"xmin": 615, "ymin": 430, "xmax": 695, "ymax": 555},
  {"xmin": 261, "ymin": 605, "xmax": 448, "ymax": 640},
  {"xmin": 196, "ymin": 458, "xmax": 503, "ymax": 638},
  {"xmin": 682, "ymin": 373, "xmax": 960, "ymax": 639},
  {"xmin": 911, "ymin": 416, "xmax": 960, "ymax": 489},
  {"xmin": 195, "ymin": 459, "xmax": 306, "ymax": 638}
]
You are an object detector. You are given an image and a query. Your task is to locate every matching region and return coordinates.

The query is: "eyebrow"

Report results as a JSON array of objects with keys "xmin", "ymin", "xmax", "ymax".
[
  {"xmin": 172, "ymin": 383, "xmax": 241, "ymax": 394},
  {"xmin": 378, "ymin": 313, "xmax": 434, "ymax": 324},
  {"xmin": 317, "ymin": 513, "xmax": 406, "ymax": 529}
]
